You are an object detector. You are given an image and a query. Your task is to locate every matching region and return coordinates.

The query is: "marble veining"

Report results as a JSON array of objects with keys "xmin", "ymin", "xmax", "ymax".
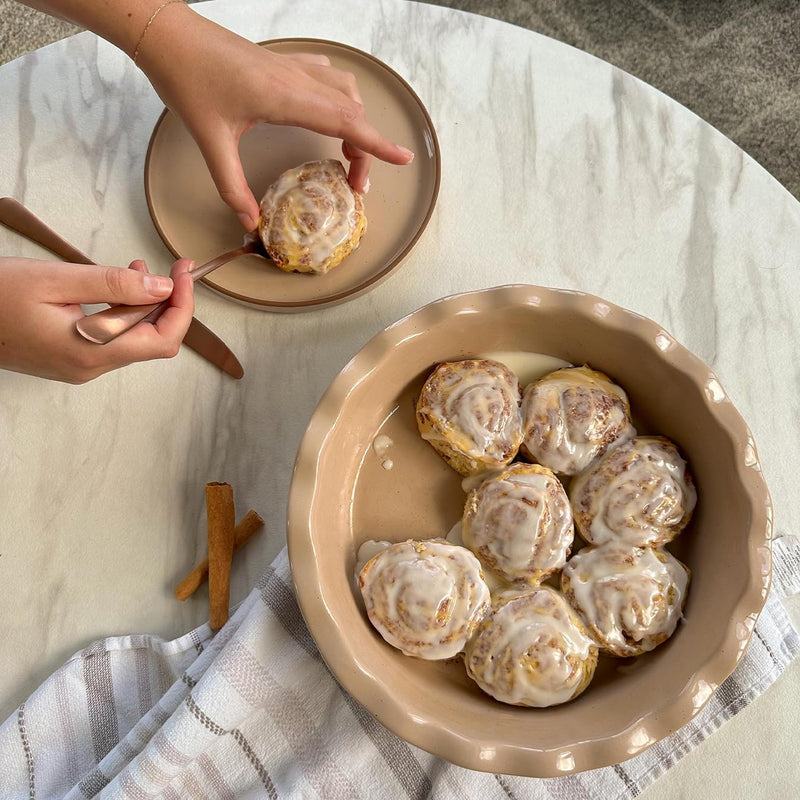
[{"xmin": 0, "ymin": 2, "xmax": 799, "ymax": 794}]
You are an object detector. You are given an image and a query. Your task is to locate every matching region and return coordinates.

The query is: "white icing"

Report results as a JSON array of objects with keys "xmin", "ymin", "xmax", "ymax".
[
  {"xmin": 521, "ymin": 365, "xmax": 635, "ymax": 475},
  {"xmin": 446, "ymin": 521, "xmax": 510, "ymax": 595},
  {"xmin": 570, "ymin": 436, "xmax": 697, "ymax": 547},
  {"xmin": 479, "ymin": 351, "xmax": 571, "ymax": 388},
  {"xmin": 259, "ymin": 159, "xmax": 360, "ymax": 273},
  {"xmin": 372, "ymin": 434, "xmax": 394, "ymax": 470},
  {"xmin": 464, "ymin": 586, "xmax": 596, "ymax": 707},
  {"xmin": 417, "ymin": 359, "xmax": 522, "ymax": 464},
  {"xmin": 356, "ymin": 539, "xmax": 392, "ymax": 577},
  {"xmin": 445, "ymin": 521, "xmax": 463, "ymax": 546},
  {"xmin": 358, "ymin": 539, "xmax": 491, "ymax": 660},
  {"xmin": 460, "ymin": 466, "xmax": 508, "ymax": 493},
  {"xmin": 462, "ymin": 463, "xmax": 573, "ymax": 583},
  {"xmin": 562, "ymin": 543, "xmax": 689, "ymax": 657}
]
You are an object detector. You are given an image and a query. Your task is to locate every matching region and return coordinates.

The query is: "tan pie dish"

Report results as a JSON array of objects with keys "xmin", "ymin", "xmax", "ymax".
[{"xmin": 287, "ymin": 285, "xmax": 772, "ymax": 776}]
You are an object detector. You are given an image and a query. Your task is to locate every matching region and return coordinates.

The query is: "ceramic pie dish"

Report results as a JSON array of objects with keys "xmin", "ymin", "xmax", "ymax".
[{"xmin": 286, "ymin": 284, "xmax": 772, "ymax": 776}]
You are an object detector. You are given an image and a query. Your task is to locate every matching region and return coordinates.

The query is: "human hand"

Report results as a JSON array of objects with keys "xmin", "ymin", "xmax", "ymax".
[
  {"xmin": 136, "ymin": 7, "xmax": 415, "ymax": 229},
  {"xmin": 0, "ymin": 257, "xmax": 194, "ymax": 383}
]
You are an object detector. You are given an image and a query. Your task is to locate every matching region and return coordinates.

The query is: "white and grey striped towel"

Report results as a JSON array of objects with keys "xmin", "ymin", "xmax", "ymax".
[{"xmin": 2, "ymin": 536, "xmax": 799, "ymax": 799}]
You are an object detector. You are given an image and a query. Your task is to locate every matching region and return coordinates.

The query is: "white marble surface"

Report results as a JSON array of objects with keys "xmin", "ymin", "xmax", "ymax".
[{"xmin": 0, "ymin": 0, "xmax": 798, "ymax": 795}]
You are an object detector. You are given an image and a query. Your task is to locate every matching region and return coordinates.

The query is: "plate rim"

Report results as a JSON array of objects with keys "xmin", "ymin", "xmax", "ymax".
[
  {"xmin": 143, "ymin": 37, "xmax": 442, "ymax": 310},
  {"xmin": 286, "ymin": 283, "xmax": 773, "ymax": 776}
]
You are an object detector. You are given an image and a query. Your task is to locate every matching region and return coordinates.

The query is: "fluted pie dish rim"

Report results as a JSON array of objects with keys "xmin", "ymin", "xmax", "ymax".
[{"xmin": 287, "ymin": 284, "xmax": 772, "ymax": 777}]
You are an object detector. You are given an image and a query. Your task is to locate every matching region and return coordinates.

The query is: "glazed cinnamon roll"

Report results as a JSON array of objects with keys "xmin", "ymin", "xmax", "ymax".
[
  {"xmin": 258, "ymin": 159, "xmax": 366, "ymax": 274},
  {"xmin": 569, "ymin": 435, "xmax": 697, "ymax": 548},
  {"xmin": 416, "ymin": 359, "xmax": 524, "ymax": 476},
  {"xmin": 464, "ymin": 586, "xmax": 598, "ymax": 707},
  {"xmin": 561, "ymin": 543, "xmax": 690, "ymax": 657},
  {"xmin": 520, "ymin": 365, "xmax": 635, "ymax": 476},
  {"xmin": 358, "ymin": 539, "xmax": 491, "ymax": 660},
  {"xmin": 462, "ymin": 463, "xmax": 574, "ymax": 585}
]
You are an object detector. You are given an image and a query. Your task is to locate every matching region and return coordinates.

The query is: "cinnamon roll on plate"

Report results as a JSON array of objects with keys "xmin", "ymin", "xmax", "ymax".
[
  {"xmin": 258, "ymin": 159, "xmax": 366, "ymax": 274},
  {"xmin": 561, "ymin": 543, "xmax": 690, "ymax": 657},
  {"xmin": 570, "ymin": 435, "xmax": 697, "ymax": 548},
  {"xmin": 464, "ymin": 586, "xmax": 598, "ymax": 707},
  {"xmin": 358, "ymin": 539, "xmax": 491, "ymax": 660},
  {"xmin": 416, "ymin": 359, "xmax": 524, "ymax": 477},
  {"xmin": 462, "ymin": 463, "xmax": 574, "ymax": 585},
  {"xmin": 520, "ymin": 365, "xmax": 635, "ymax": 476}
]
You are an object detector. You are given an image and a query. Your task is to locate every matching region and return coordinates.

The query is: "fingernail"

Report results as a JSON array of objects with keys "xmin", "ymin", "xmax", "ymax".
[
  {"xmin": 144, "ymin": 274, "xmax": 173, "ymax": 295},
  {"xmin": 399, "ymin": 147, "xmax": 415, "ymax": 163},
  {"xmin": 238, "ymin": 213, "xmax": 257, "ymax": 231},
  {"xmin": 362, "ymin": 178, "xmax": 371, "ymax": 194}
]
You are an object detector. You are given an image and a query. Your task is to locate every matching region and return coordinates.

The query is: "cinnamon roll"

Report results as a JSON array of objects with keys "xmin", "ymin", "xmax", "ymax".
[
  {"xmin": 569, "ymin": 435, "xmax": 697, "ymax": 548},
  {"xmin": 416, "ymin": 359, "xmax": 524, "ymax": 476},
  {"xmin": 462, "ymin": 463, "xmax": 574, "ymax": 585},
  {"xmin": 464, "ymin": 586, "xmax": 598, "ymax": 707},
  {"xmin": 561, "ymin": 543, "xmax": 690, "ymax": 657},
  {"xmin": 520, "ymin": 365, "xmax": 635, "ymax": 475},
  {"xmin": 258, "ymin": 159, "xmax": 366, "ymax": 274},
  {"xmin": 358, "ymin": 539, "xmax": 491, "ymax": 660}
]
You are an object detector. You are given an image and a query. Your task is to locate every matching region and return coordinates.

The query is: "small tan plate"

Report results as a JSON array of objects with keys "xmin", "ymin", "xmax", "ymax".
[{"xmin": 144, "ymin": 38, "xmax": 440, "ymax": 311}]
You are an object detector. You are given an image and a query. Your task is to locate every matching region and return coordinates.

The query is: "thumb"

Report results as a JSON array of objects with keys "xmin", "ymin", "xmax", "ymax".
[
  {"xmin": 48, "ymin": 263, "xmax": 175, "ymax": 305},
  {"xmin": 195, "ymin": 128, "xmax": 260, "ymax": 230}
]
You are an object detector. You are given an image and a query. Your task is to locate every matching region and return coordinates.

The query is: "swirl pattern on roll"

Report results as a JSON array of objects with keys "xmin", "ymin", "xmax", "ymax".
[
  {"xmin": 416, "ymin": 359, "xmax": 524, "ymax": 476},
  {"xmin": 520, "ymin": 365, "xmax": 635, "ymax": 475},
  {"xmin": 561, "ymin": 543, "xmax": 690, "ymax": 657},
  {"xmin": 569, "ymin": 435, "xmax": 697, "ymax": 547},
  {"xmin": 358, "ymin": 539, "xmax": 491, "ymax": 660},
  {"xmin": 258, "ymin": 159, "xmax": 366, "ymax": 274},
  {"xmin": 462, "ymin": 463, "xmax": 574, "ymax": 585},
  {"xmin": 464, "ymin": 586, "xmax": 598, "ymax": 707}
]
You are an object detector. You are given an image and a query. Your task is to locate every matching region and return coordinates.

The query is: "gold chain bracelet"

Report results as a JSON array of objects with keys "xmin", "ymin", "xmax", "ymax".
[{"xmin": 132, "ymin": 0, "xmax": 184, "ymax": 65}]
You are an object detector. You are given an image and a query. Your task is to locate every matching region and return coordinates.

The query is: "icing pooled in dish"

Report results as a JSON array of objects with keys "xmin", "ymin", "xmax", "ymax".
[
  {"xmin": 464, "ymin": 586, "xmax": 598, "ymax": 707},
  {"xmin": 462, "ymin": 462, "xmax": 574, "ymax": 585},
  {"xmin": 258, "ymin": 159, "xmax": 366, "ymax": 274},
  {"xmin": 416, "ymin": 359, "xmax": 524, "ymax": 476},
  {"xmin": 520, "ymin": 365, "xmax": 635, "ymax": 475},
  {"xmin": 561, "ymin": 543, "xmax": 690, "ymax": 657},
  {"xmin": 569, "ymin": 435, "xmax": 697, "ymax": 548},
  {"xmin": 358, "ymin": 538, "xmax": 491, "ymax": 660}
]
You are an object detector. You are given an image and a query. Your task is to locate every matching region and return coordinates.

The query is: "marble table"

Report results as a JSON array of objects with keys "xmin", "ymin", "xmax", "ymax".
[{"xmin": 1, "ymin": 0, "xmax": 798, "ymax": 796}]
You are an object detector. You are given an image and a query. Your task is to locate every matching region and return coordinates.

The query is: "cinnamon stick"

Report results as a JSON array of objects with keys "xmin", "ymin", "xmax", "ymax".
[
  {"xmin": 174, "ymin": 509, "xmax": 264, "ymax": 601},
  {"xmin": 205, "ymin": 482, "xmax": 236, "ymax": 629}
]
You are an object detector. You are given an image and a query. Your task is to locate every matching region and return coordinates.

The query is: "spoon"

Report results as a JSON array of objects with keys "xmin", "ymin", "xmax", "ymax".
[
  {"xmin": 0, "ymin": 196, "xmax": 245, "ymax": 378},
  {"xmin": 76, "ymin": 234, "xmax": 266, "ymax": 344}
]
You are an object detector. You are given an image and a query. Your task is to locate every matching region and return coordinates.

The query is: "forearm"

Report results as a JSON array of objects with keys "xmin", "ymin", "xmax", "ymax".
[
  {"xmin": 16, "ymin": 0, "xmax": 193, "ymax": 59},
  {"xmin": 17, "ymin": 0, "xmax": 413, "ymax": 227}
]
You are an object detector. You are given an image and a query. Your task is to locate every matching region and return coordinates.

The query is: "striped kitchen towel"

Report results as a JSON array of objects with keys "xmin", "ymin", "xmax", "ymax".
[{"xmin": 1, "ymin": 535, "xmax": 799, "ymax": 799}]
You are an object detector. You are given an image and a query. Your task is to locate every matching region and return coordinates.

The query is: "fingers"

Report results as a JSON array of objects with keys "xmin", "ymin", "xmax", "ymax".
[
  {"xmin": 261, "ymin": 53, "xmax": 415, "ymax": 168},
  {"xmin": 279, "ymin": 84, "xmax": 415, "ymax": 168},
  {"xmin": 194, "ymin": 125, "xmax": 260, "ymax": 230},
  {"xmin": 334, "ymin": 78, "xmax": 373, "ymax": 194},
  {"xmin": 153, "ymin": 258, "xmax": 195, "ymax": 342},
  {"xmin": 342, "ymin": 141, "xmax": 372, "ymax": 194},
  {"xmin": 339, "ymin": 115, "xmax": 415, "ymax": 168},
  {"xmin": 99, "ymin": 259, "xmax": 195, "ymax": 363},
  {"xmin": 33, "ymin": 261, "xmax": 174, "ymax": 305},
  {"xmin": 286, "ymin": 53, "xmax": 331, "ymax": 67}
]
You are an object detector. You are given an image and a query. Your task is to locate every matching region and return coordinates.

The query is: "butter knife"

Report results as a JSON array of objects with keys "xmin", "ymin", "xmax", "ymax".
[{"xmin": 0, "ymin": 197, "xmax": 244, "ymax": 379}]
